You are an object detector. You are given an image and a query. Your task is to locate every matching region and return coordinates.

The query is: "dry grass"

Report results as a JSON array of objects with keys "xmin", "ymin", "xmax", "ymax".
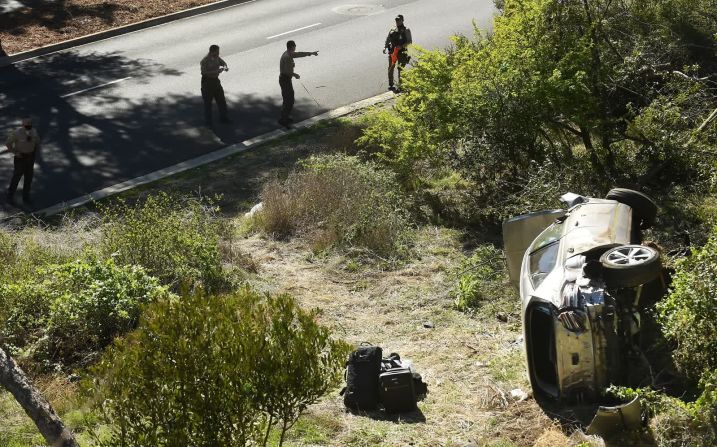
[
  {"xmin": 237, "ymin": 226, "xmax": 559, "ymax": 446},
  {"xmin": 0, "ymin": 0, "xmax": 223, "ymax": 55}
]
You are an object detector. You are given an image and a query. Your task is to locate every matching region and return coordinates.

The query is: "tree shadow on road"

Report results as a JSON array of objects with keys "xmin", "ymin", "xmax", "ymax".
[
  {"xmin": 1, "ymin": 0, "xmax": 131, "ymax": 33},
  {"xmin": 0, "ymin": 49, "xmax": 317, "ymax": 211}
]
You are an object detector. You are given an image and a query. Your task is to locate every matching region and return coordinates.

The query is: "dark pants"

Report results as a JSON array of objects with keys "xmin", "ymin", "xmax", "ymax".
[
  {"xmin": 201, "ymin": 77, "xmax": 228, "ymax": 123},
  {"xmin": 279, "ymin": 74, "xmax": 294, "ymax": 122},
  {"xmin": 8, "ymin": 152, "xmax": 35, "ymax": 199},
  {"xmin": 387, "ymin": 51, "xmax": 408, "ymax": 87}
]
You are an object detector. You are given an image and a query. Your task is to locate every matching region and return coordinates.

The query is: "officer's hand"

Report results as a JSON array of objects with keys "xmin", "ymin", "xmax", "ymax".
[
  {"xmin": 313, "ymin": 51, "xmax": 319, "ymax": 56},
  {"xmin": 382, "ymin": 48, "xmax": 387, "ymax": 54},
  {"xmin": 294, "ymin": 73, "xmax": 301, "ymax": 79}
]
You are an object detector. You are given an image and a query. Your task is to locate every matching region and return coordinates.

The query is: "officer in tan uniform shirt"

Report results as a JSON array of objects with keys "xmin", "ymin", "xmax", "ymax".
[
  {"xmin": 200, "ymin": 44, "xmax": 230, "ymax": 126},
  {"xmin": 279, "ymin": 40, "xmax": 319, "ymax": 127},
  {"xmin": 5, "ymin": 117, "xmax": 40, "ymax": 206}
]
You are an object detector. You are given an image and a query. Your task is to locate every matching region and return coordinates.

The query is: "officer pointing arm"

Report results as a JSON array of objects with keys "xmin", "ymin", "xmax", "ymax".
[{"xmin": 278, "ymin": 40, "xmax": 318, "ymax": 127}]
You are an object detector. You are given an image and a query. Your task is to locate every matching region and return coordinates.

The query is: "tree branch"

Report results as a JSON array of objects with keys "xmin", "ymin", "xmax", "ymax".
[{"xmin": 0, "ymin": 348, "xmax": 78, "ymax": 447}]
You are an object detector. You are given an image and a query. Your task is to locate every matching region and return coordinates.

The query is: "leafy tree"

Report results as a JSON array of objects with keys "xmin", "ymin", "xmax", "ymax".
[
  {"xmin": 252, "ymin": 293, "xmax": 349, "ymax": 446},
  {"xmin": 360, "ymin": 0, "xmax": 717, "ymax": 220},
  {"xmin": 89, "ymin": 287, "xmax": 348, "ymax": 447}
]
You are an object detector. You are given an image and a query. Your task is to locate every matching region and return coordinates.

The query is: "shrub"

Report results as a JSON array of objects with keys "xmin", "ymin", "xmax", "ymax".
[
  {"xmin": 0, "ymin": 281, "xmax": 52, "ymax": 357},
  {"xmin": 359, "ymin": 0, "xmax": 717, "ymax": 227},
  {"xmin": 0, "ymin": 228, "xmax": 81, "ymax": 286},
  {"xmin": 451, "ymin": 245, "xmax": 516, "ymax": 316},
  {"xmin": 258, "ymin": 154, "xmax": 411, "ymax": 256},
  {"xmin": 609, "ymin": 386, "xmax": 717, "ymax": 446},
  {"xmin": 89, "ymin": 287, "xmax": 349, "ymax": 447},
  {"xmin": 658, "ymin": 225, "xmax": 717, "ymax": 381},
  {"xmin": 252, "ymin": 293, "xmax": 349, "ymax": 446},
  {"xmin": 0, "ymin": 258, "xmax": 168, "ymax": 366},
  {"xmin": 100, "ymin": 193, "xmax": 229, "ymax": 291}
]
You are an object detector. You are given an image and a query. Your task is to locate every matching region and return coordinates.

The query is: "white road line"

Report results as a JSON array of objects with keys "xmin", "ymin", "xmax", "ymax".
[
  {"xmin": 60, "ymin": 76, "xmax": 132, "ymax": 98},
  {"xmin": 267, "ymin": 22, "xmax": 321, "ymax": 39}
]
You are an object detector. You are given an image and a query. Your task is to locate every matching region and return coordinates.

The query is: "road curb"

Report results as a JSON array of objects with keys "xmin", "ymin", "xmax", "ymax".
[
  {"xmin": 35, "ymin": 92, "xmax": 395, "ymax": 217},
  {"xmin": 0, "ymin": 0, "xmax": 256, "ymax": 67}
]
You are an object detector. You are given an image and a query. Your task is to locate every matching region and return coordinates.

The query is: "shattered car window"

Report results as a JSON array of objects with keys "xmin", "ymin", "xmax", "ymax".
[
  {"xmin": 529, "ymin": 222, "xmax": 563, "ymax": 253},
  {"xmin": 528, "ymin": 223, "xmax": 563, "ymax": 288},
  {"xmin": 529, "ymin": 241, "xmax": 559, "ymax": 288}
]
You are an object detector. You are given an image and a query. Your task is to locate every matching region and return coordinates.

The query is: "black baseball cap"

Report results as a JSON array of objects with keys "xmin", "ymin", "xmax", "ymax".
[{"xmin": 395, "ymin": 14, "xmax": 404, "ymax": 21}]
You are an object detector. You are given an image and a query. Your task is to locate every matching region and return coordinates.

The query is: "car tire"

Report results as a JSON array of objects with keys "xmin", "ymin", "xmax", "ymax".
[
  {"xmin": 605, "ymin": 188, "xmax": 657, "ymax": 229},
  {"xmin": 599, "ymin": 244, "xmax": 662, "ymax": 288}
]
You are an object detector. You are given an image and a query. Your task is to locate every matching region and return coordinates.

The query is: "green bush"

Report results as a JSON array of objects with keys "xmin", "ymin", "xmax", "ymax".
[
  {"xmin": 658, "ymin": 225, "xmax": 717, "ymax": 381},
  {"xmin": 609, "ymin": 385, "xmax": 717, "ymax": 446},
  {"xmin": 0, "ymin": 281, "xmax": 51, "ymax": 357},
  {"xmin": 0, "ymin": 228, "xmax": 80, "ymax": 286},
  {"xmin": 258, "ymin": 154, "xmax": 412, "ymax": 256},
  {"xmin": 89, "ymin": 287, "xmax": 349, "ymax": 447},
  {"xmin": 451, "ymin": 245, "xmax": 516, "ymax": 316},
  {"xmin": 359, "ymin": 0, "xmax": 717, "ymax": 225},
  {"xmin": 0, "ymin": 258, "xmax": 168, "ymax": 366},
  {"xmin": 100, "ymin": 193, "xmax": 229, "ymax": 291}
]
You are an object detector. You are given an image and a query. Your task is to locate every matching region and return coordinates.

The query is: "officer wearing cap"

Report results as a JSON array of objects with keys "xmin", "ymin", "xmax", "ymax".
[
  {"xmin": 200, "ymin": 44, "xmax": 231, "ymax": 126},
  {"xmin": 5, "ymin": 117, "xmax": 40, "ymax": 206},
  {"xmin": 383, "ymin": 14, "xmax": 412, "ymax": 91}
]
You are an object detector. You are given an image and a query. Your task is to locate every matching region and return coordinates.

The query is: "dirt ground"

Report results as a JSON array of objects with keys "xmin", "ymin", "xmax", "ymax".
[
  {"xmin": 0, "ymin": 0, "xmax": 224, "ymax": 55},
  {"xmin": 234, "ymin": 230, "xmax": 557, "ymax": 447}
]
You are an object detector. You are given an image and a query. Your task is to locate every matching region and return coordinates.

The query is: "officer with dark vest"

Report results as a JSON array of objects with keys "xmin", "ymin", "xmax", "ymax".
[
  {"xmin": 383, "ymin": 14, "xmax": 413, "ymax": 91},
  {"xmin": 200, "ymin": 44, "xmax": 231, "ymax": 126}
]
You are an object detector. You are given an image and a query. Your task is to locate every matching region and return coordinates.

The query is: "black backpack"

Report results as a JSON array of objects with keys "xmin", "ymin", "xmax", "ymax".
[
  {"xmin": 342, "ymin": 345, "xmax": 383, "ymax": 410},
  {"xmin": 388, "ymin": 27, "xmax": 408, "ymax": 48}
]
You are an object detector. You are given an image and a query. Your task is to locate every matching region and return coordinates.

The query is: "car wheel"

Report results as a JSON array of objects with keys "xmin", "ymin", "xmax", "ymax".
[
  {"xmin": 605, "ymin": 188, "xmax": 657, "ymax": 229},
  {"xmin": 599, "ymin": 245, "xmax": 662, "ymax": 288}
]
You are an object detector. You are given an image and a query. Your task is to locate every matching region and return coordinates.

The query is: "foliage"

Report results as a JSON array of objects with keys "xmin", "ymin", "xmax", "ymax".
[
  {"xmin": 89, "ymin": 287, "xmax": 349, "ymax": 447},
  {"xmin": 0, "ymin": 258, "xmax": 168, "ymax": 367},
  {"xmin": 0, "ymin": 228, "xmax": 79, "ymax": 286},
  {"xmin": 251, "ymin": 293, "xmax": 350, "ymax": 446},
  {"xmin": 608, "ymin": 385, "xmax": 717, "ymax": 446},
  {"xmin": 359, "ymin": 0, "xmax": 717, "ymax": 225},
  {"xmin": 451, "ymin": 245, "xmax": 516, "ymax": 316},
  {"xmin": 100, "ymin": 193, "xmax": 230, "ymax": 292},
  {"xmin": 258, "ymin": 154, "xmax": 412, "ymax": 256},
  {"xmin": 658, "ymin": 224, "xmax": 717, "ymax": 381}
]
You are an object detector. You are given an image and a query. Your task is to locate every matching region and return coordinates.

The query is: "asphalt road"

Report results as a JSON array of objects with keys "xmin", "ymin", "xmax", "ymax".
[{"xmin": 0, "ymin": 0, "xmax": 495, "ymax": 211}]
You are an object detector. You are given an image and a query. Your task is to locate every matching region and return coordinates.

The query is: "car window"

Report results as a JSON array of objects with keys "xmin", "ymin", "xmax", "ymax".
[
  {"xmin": 529, "ymin": 222, "xmax": 563, "ymax": 253},
  {"xmin": 529, "ymin": 241, "xmax": 560, "ymax": 288}
]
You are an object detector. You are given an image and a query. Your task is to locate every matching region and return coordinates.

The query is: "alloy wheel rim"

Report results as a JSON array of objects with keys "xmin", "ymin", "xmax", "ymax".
[{"xmin": 606, "ymin": 246, "xmax": 654, "ymax": 265}]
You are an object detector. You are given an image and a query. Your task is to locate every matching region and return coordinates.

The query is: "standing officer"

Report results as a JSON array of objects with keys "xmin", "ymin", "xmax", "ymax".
[
  {"xmin": 384, "ymin": 14, "xmax": 412, "ymax": 91},
  {"xmin": 6, "ymin": 117, "xmax": 40, "ymax": 206},
  {"xmin": 279, "ymin": 40, "xmax": 319, "ymax": 127},
  {"xmin": 200, "ymin": 44, "xmax": 231, "ymax": 126}
]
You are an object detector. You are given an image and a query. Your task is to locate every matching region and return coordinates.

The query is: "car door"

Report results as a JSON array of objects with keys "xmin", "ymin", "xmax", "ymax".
[{"xmin": 503, "ymin": 209, "xmax": 566, "ymax": 290}]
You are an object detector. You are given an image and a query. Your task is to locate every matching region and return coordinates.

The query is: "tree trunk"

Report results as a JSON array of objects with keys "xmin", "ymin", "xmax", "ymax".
[{"xmin": 0, "ymin": 347, "xmax": 78, "ymax": 447}]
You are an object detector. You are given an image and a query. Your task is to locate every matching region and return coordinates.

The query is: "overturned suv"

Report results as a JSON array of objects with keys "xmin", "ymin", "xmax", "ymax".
[{"xmin": 503, "ymin": 189, "xmax": 666, "ymax": 403}]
